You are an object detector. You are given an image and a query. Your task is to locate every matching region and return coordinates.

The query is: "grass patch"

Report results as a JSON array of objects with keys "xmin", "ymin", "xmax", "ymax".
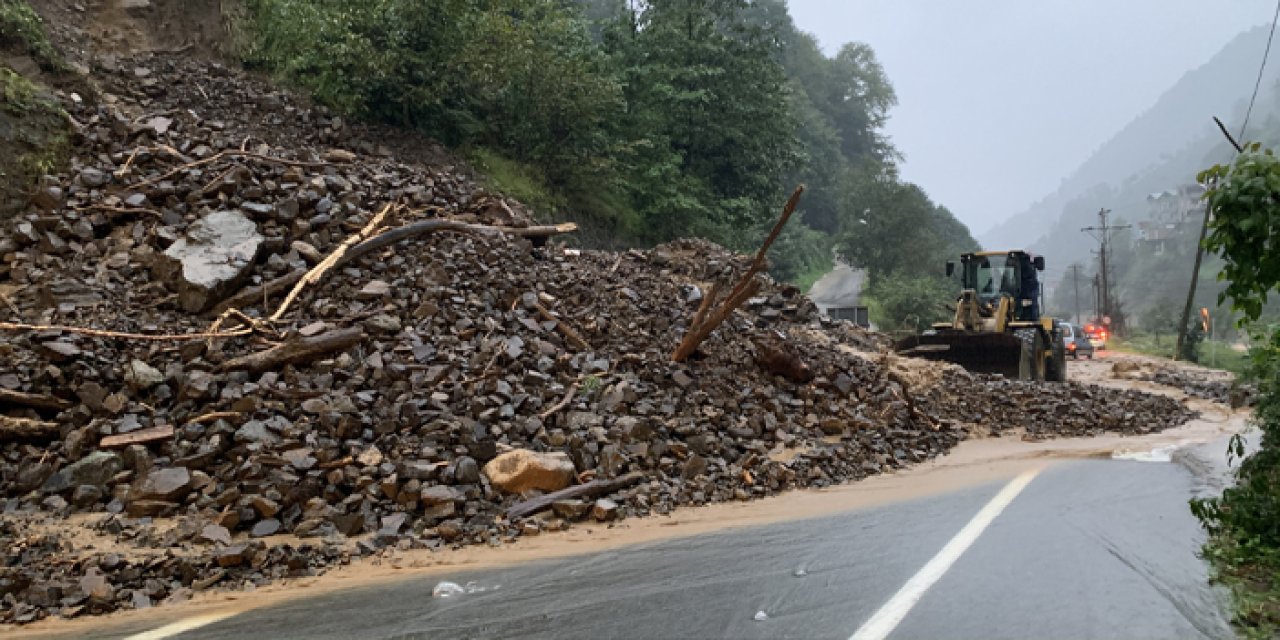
[
  {"xmin": 1112, "ymin": 333, "xmax": 1251, "ymax": 375},
  {"xmin": 0, "ymin": 66, "xmax": 71, "ymax": 214},
  {"xmin": 465, "ymin": 147, "xmax": 563, "ymax": 217},
  {"xmin": 0, "ymin": 0, "xmax": 68, "ymax": 72}
]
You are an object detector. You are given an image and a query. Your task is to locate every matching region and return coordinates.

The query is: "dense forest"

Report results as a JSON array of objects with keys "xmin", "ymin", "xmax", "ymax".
[{"xmin": 240, "ymin": 0, "xmax": 978, "ymax": 328}]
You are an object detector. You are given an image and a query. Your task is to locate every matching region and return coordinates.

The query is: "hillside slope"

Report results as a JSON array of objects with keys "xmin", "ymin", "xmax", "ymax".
[{"xmin": 980, "ymin": 26, "xmax": 1275, "ymax": 263}]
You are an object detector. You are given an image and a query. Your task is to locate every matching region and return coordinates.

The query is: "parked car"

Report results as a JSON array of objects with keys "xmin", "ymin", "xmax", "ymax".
[
  {"xmin": 1082, "ymin": 323, "xmax": 1109, "ymax": 350},
  {"xmin": 1062, "ymin": 323, "xmax": 1096, "ymax": 359}
]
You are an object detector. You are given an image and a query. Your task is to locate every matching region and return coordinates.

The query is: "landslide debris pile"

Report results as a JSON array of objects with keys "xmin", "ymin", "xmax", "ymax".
[
  {"xmin": 0, "ymin": 54, "xmax": 1198, "ymax": 624},
  {"xmin": 1111, "ymin": 360, "xmax": 1255, "ymax": 407}
]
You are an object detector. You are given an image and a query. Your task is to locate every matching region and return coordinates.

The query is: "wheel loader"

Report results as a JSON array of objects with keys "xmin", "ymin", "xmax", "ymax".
[{"xmin": 894, "ymin": 250, "xmax": 1067, "ymax": 382}]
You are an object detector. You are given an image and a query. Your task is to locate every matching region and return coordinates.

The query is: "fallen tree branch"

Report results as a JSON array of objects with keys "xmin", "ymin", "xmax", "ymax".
[
  {"xmin": 217, "ymin": 327, "xmax": 365, "ymax": 373},
  {"xmin": 0, "ymin": 389, "xmax": 72, "ymax": 411},
  {"xmin": 132, "ymin": 149, "xmax": 348, "ymax": 189},
  {"xmin": 0, "ymin": 321, "xmax": 252, "ymax": 342},
  {"xmin": 532, "ymin": 301, "xmax": 590, "ymax": 351},
  {"xmin": 269, "ymin": 204, "xmax": 395, "ymax": 322},
  {"xmin": 0, "ymin": 416, "xmax": 59, "ymax": 442},
  {"xmin": 539, "ymin": 384, "xmax": 580, "ymax": 421},
  {"xmin": 671, "ymin": 186, "xmax": 803, "ymax": 363},
  {"xmin": 210, "ymin": 270, "xmax": 306, "ymax": 315},
  {"xmin": 505, "ymin": 472, "xmax": 647, "ymax": 521}
]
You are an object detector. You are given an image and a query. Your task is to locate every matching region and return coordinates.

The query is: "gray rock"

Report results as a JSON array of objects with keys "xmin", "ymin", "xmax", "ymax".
[
  {"xmin": 135, "ymin": 467, "xmax": 192, "ymax": 501},
  {"xmin": 42, "ymin": 452, "xmax": 123, "ymax": 494},
  {"xmin": 251, "ymin": 519, "xmax": 281, "ymax": 537},
  {"xmin": 79, "ymin": 167, "xmax": 110, "ymax": 187},
  {"xmin": 124, "ymin": 359, "xmax": 165, "ymax": 391},
  {"xmin": 453, "ymin": 456, "xmax": 480, "ymax": 484},
  {"xmin": 155, "ymin": 210, "xmax": 263, "ymax": 312}
]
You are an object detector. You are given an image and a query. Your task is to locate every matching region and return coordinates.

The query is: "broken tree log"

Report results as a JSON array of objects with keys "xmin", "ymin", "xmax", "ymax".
[
  {"xmin": 505, "ymin": 472, "xmax": 647, "ymax": 521},
  {"xmin": 100, "ymin": 425, "xmax": 175, "ymax": 449},
  {"xmin": 211, "ymin": 269, "xmax": 306, "ymax": 315},
  {"xmin": 218, "ymin": 327, "xmax": 365, "ymax": 373},
  {"xmin": 0, "ymin": 389, "xmax": 72, "ymax": 411},
  {"xmin": 532, "ymin": 300, "xmax": 591, "ymax": 351},
  {"xmin": 672, "ymin": 186, "xmax": 803, "ymax": 362},
  {"xmin": 0, "ymin": 416, "xmax": 60, "ymax": 441}
]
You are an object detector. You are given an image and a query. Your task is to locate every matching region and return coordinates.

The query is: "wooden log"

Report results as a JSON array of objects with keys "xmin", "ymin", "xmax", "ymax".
[
  {"xmin": 218, "ymin": 327, "xmax": 365, "ymax": 373},
  {"xmin": 210, "ymin": 269, "xmax": 306, "ymax": 315},
  {"xmin": 671, "ymin": 186, "xmax": 803, "ymax": 362},
  {"xmin": 0, "ymin": 389, "xmax": 72, "ymax": 411},
  {"xmin": 505, "ymin": 472, "xmax": 647, "ymax": 521},
  {"xmin": 532, "ymin": 301, "xmax": 591, "ymax": 351},
  {"xmin": 345, "ymin": 220, "xmax": 578, "ymax": 268},
  {"xmin": 100, "ymin": 425, "xmax": 175, "ymax": 449},
  {"xmin": 0, "ymin": 416, "xmax": 59, "ymax": 441}
]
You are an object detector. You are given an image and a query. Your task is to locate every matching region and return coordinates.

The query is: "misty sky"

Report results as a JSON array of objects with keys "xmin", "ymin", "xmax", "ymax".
[{"xmin": 786, "ymin": 1, "xmax": 1271, "ymax": 235}]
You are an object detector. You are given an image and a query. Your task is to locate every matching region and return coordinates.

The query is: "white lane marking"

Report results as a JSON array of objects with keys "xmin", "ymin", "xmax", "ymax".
[
  {"xmin": 849, "ymin": 468, "xmax": 1041, "ymax": 640},
  {"xmin": 123, "ymin": 611, "xmax": 239, "ymax": 640}
]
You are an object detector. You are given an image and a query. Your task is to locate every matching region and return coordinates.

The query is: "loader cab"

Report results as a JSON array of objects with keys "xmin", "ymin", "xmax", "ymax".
[{"xmin": 955, "ymin": 251, "xmax": 1044, "ymax": 321}]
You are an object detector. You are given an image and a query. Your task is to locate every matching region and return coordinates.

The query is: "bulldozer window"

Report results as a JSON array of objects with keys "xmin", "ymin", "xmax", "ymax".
[{"xmin": 968, "ymin": 258, "xmax": 1019, "ymax": 302}]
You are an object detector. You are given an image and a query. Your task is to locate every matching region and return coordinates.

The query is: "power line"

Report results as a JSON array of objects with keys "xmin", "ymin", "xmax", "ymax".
[{"xmin": 1240, "ymin": 0, "xmax": 1280, "ymax": 141}]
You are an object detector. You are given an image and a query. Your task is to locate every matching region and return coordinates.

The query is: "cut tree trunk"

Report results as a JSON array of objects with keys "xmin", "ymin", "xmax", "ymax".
[
  {"xmin": 0, "ymin": 416, "xmax": 59, "ymax": 441},
  {"xmin": 505, "ymin": 472, "xmax": 646, "ymax": 520},
  {"xmin": 218, "ymin": 327, "xmax": 365, "ymax": 373}
]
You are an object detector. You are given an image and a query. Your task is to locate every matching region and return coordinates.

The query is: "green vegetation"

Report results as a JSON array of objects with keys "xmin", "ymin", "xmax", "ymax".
[
  {"xmin": 1188, "ymin": 144, "xmax": 1280, "ymax": 637},
  {"xmin": 0, "ymin": 0, "xmax": 67, "ymax": 72},
  {"xmin": 240, "ymin": 0, "xmax": 976, "ymax": 317},
  {"xmin": 1111, "ymin": 333, "xmax": 1250, "ymax": 376},
  {"xmin": 0, "ymin": 67, "xmax": 70, "ymax": 211}
]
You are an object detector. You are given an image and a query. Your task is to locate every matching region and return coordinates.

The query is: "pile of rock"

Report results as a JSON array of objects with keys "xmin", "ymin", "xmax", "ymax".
[{"xmin": 0, "ymin": 53, "xmax": 1201, "ymax": 624}]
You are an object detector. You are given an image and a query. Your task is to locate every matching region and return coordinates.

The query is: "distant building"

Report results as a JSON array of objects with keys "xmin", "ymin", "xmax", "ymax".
[
  {"xmin": 808, "ymin": 264, "xmax": 871, "ymax": 328},
  {"xmin": 1138, "ymin": 184, "xmax": 1205, "ymax": 253}
]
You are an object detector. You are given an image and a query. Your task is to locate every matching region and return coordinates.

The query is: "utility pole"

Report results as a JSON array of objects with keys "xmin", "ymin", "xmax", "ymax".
[
  {"xmin": 1069, "ymin": 264, "xmax": 1084, "ymax": 325},
  {"xmin": 1092, "ymin": 273, "xmax": 1102, "ymax": 322},
  {"xmin": 1175, "ymin": 202, "xmax": 1213, "ymax": 361},
  {"xmin": 1082, "ymin": 208, "xmax": 1132, "ymax": 325}
]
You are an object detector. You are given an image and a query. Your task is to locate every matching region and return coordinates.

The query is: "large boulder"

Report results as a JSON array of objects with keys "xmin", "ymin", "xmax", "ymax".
[
  {"xmin": 41, "ymin": 451, "xmax": 123, "ymax": 494},
  {"xmin": 154, "ymin": 210, "xmax": 263, "ymax": 312},
  {"xmin": 482, "ymin": 450, "xmax": 576, "ymax": 494}
]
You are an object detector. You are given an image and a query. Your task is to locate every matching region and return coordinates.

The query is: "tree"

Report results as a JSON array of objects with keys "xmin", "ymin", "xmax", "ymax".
[
  {"xmin": 1190, "ymin": 144, "xmax": 1280, "ymax": 634},
  {"xmin": 1141, "ymin": 300, "xmax": 1178, "ymax": 346}
]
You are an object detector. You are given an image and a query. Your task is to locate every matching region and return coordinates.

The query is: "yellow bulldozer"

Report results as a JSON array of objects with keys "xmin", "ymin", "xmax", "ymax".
[{"xmin": 894, "ymin": 250, "xmax": 1066, "ymax": 382}]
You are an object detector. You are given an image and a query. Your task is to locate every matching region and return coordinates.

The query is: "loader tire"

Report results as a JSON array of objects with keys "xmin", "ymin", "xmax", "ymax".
[
  {"xmin": 1047, "ymin": 334, "xmax": 1067, "ymax": 383},
  {"xmin": 1014, "ymin": 328, "xmax": 1045, "ymax": 382}
]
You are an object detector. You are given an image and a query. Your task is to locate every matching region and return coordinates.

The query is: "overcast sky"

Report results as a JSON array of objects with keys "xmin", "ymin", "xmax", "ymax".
[{"xmin": 786, "ymin": 1, "xmax": 1272, "ymax": 235}]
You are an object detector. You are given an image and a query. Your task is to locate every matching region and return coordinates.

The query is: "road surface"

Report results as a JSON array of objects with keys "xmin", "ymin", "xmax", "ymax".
[{"xmin": 62, "ymin": 439, "xmax": 1235, "ymax": 640}]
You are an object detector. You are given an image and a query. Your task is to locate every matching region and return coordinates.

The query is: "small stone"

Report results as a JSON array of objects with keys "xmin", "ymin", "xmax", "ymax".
[
  {"xmin": 358, "ymin": 280, "xmax": 392, "ymax": 300},
  {"xmin": 453, "ymin": 456, "xmax": 480, "ymax": 484},
  {"xmin": 365, "ymin": 314, "xmax": 402, "ymax": 334},
  {"xmin": 199, "ymin": 524, "xmax": 232, "ymax": 546},
  {"xmin": 551, "ymin": 499, "xmax": 590, "ymax": 520},
  {"xmin": 79, "ymin": 167, "xmax": 110, "ymax": 187},
  {"xmin": 251, "ymin": 519, "xmax": 281, "ymax": 537},
  {"xmin": 124, "ymin": 359, "xmax": 165, "ymax": 391},
  {"xmin": 591, "ymin": 498, "xmax": 619, "ymax": 522}
]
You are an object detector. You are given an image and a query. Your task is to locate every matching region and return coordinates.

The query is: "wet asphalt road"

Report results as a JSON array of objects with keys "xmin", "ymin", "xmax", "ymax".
[{"xmin": 91, "ymin": 447, "xmax": 1233, "ymax": 640}]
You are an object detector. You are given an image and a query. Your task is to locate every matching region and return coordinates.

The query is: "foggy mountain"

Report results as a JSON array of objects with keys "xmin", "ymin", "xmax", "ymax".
[{"xmin": 979, "ymin": 25, "xmax": 1278, "ymax": 264}]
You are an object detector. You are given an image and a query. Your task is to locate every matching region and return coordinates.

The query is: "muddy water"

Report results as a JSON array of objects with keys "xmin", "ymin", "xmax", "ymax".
[{"xmin": 13, "ymin": 352, "xmax": 1248, "ymax": 637}]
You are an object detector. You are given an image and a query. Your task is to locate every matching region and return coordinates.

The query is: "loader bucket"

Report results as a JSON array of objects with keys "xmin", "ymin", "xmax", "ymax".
[{"xmin": 894, "ymin": 332, "xmax": 1025, "ymax": 379}]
